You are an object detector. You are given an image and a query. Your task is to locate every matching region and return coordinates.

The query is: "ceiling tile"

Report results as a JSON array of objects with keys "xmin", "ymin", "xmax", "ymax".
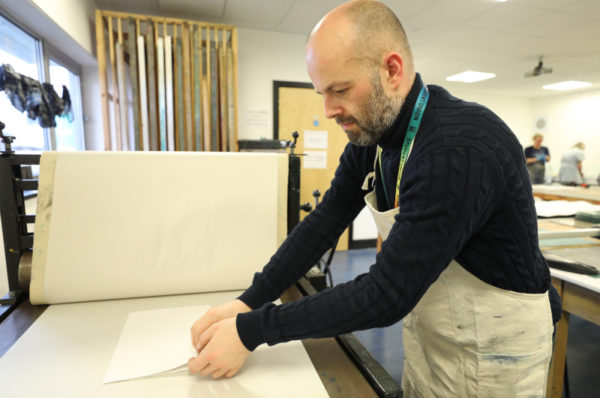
[
  {"xmin": 224, "ymin": 0, "xmax": 294, "ymax": 21},
  {"xmin": 158, "ymin": 0, "xmax": 225, "ymax": 18},
  {"xmin": 434, "ymin": 26, "xmax": 496, "ymax": 47},
  {"xmin": 275, "ymin": 2, "xmax": 335, "ymax": 35},
  {"xmin": 483, "ymin": 32, "xmax": 558, "ymax": 55},
  {"xmin": 409, "ymin": 0, "xmax": 498, "ymax": 25},
  {"xmin": 463, "ymin": 3, "xmax": 547, "ymax": 30},
  {"xmin": 548, "ymin": 19, "xmax": 600, "ymax": 42},
  {"xmin": 380, "ymin": 0, "xmax": 438, "ymax": 20},
  {"xmin": 512, "ymin": 0, "xmax": 579, "ymax": 10},
  {"xmin": 96, "ymin": 0, "xmax": 161, "ymax": 14},
  {"xmin": 510, "ymin": 10, "xmax": 588, "ymax": 36},
  {"xmin": 560, "ymin": 0, "xmax": 600, "ymax": 15}
]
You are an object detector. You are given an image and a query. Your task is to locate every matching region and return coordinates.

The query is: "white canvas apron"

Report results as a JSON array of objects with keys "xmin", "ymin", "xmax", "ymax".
[{"xmin": 363, "ymin": 157, "xmax": 553, "ymax": 397}]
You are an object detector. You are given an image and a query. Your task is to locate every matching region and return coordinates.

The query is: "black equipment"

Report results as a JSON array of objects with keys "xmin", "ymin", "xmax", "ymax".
[{"xmin": 0, "ymin": 121, "xmax": 40, "ymax": 321}]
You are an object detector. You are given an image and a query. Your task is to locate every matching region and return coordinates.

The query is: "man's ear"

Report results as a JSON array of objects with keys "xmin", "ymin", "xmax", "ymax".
[{"xmin": 383, "ymin": 52, "xmax": 404, "ymax": 90}]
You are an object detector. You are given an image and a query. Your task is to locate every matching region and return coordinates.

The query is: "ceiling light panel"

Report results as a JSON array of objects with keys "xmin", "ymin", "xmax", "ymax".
[
  {"xmin": 542, "ymin": 81, "xmax": 592, "ymax": 91},
  {"xmin": 446, "ymin": 71, "xmax": 496, "ymax": 83}
]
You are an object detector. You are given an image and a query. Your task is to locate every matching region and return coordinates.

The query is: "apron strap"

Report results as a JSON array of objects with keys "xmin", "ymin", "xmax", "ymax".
[
  {"xmin": 361, "ymin": 172, "xmax": 375, "ymax": 190},
  {"xmin": 361, "ymin": 147, "xmax": 381, "ymax": 191}
]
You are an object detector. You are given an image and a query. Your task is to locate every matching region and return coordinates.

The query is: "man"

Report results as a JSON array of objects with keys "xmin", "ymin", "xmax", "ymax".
[
  {"xmin": 188, "ymin": 1, "xmax": 561, "ymax": 396},
  {"xmin": 524, "ymin": 133, "xmax": 551, "ymax": 184}
]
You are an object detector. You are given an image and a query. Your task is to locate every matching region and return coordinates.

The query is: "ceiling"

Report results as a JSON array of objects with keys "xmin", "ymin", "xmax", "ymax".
[{"xmin": 94, "ymin": 0, "xmax": 600, "ymax": 98}]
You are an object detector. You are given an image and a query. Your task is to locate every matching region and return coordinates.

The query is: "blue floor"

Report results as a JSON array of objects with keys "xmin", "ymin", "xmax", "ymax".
[{"xmin": 328, "ymin": 248, "xmax": 600, "ymax": 397}]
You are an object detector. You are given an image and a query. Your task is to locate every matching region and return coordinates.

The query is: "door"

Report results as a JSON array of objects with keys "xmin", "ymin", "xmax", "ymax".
[{"xmin": 275, "ymin": 81, "xmax": 351, "ymax": 250}]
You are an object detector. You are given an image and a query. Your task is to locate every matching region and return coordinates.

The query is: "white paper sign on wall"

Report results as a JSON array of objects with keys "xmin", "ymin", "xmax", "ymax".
[
  {"xmin": 303, "ymin": 130, "xmax": 328, "ymax": 149},
  {"xmin": 303, "ymin": 151, "xmax": 327, "ymax": 169}
]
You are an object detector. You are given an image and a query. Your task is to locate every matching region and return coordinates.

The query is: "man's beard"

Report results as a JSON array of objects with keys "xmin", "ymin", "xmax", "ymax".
[{"xmin": 337, "ymin": 74, "xmax": 403, "ymax": 146}]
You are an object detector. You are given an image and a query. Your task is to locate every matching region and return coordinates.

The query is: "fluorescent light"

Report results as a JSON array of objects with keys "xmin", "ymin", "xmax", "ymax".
[
  {"xmin": 542, "ymin": 81, "xmax": 592, "ymax": 91},
  {"xmin": 446, "ymin": 71, "xmax": 496, "ymax": 83}
]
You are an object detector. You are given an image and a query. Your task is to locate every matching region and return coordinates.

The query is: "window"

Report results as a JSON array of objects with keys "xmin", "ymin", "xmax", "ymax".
[
  {"xmin": 0, "ymin": 13, "xmax": 85, "ymax": 152},
  {"xmin": 0, "ymin": 13, "xmax": 45, "ymax": 152},
  {"xmin": 49, "ymin": 59, "xmax": 84, "ymax": 150}
]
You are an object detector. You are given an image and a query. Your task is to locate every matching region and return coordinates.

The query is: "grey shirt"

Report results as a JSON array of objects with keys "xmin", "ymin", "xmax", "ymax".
[{"xmin": 558, "ymin": 148, "xmax": 585, "ymax": 184}]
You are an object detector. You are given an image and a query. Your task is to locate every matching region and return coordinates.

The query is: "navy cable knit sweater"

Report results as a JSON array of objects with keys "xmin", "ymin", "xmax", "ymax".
[{"xmin": 236, "ymin": 74, "xmax": 561, "ymax": 351}]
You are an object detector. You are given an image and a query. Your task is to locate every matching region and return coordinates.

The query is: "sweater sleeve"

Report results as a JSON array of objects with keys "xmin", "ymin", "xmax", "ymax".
[
  {"xmin": 237, "ymin": 143, "xmax": 501, "ymax": 351},
  {"xmin": 236, "ymin": 144, "xmax": 369, "ymax": 342}
]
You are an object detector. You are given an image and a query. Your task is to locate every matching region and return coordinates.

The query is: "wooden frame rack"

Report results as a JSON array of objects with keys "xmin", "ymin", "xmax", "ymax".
[{"xmin": 95, "ymin": 10, "xmax": 238, "ymax": 152}]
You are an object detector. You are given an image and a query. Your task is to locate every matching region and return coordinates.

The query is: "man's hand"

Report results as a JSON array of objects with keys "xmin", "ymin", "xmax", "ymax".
[
  {"xmin": 188, "ymin": 317, "xmax": 251, "ymax": 378},
  {"xmin": 191, "ymin": 299, "xmax": 251, "ymax": 351}
]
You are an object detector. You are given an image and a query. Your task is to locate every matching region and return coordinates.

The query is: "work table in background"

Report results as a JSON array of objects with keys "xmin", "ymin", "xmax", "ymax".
[
  {"xmin": 538, "ymin": 217, "xmax": 600, "ymax": 398},
  {"xmin": 533, "ymin": 184, "xmax": 600, "ymax": 205}
]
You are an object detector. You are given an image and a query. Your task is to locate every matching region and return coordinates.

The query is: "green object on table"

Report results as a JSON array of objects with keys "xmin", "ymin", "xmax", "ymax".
[{"xmin": 575, "ymin": 210, "xmax": 600, "ymax": 224}]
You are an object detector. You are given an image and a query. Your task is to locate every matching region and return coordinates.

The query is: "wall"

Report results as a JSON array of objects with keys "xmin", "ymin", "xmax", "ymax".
[
  {"xmin": 237, "ymin": 27, "xmax": 311, "ymax": 140},
  {"xmin": 30, "ymin": 0, "xmax": 96, "ymax": 56},
  {"xmin": 531, "ymin": 89, "xmax": 600, "ymax": 182},
  {"xmin": 82, "ymin": 65, "xmax": 104, "ymax": 150}
]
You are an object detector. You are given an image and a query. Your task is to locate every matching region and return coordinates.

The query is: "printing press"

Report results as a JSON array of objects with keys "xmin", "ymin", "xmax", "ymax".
[{"xmin": 0, "ymin": 126, "xmax": 402, "ymax": 398}]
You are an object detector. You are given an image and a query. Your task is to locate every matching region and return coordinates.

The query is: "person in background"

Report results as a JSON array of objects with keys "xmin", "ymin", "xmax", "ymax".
[
  {"xmin": 524, "ymin": 133, "xmax": 551, "ymax": 184},
  {"xmin": 558, "ymin": 142, "xmax": 585, "ymax": 185}
]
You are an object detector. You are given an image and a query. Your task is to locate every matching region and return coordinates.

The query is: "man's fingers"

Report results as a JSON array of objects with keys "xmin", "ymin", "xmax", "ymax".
[
  {"xmin": 189, "ymin": 354, "xmax": 231, "ymax": 379},
  {"xmin": 196, "ymin": 324, "xmax": 216, "ymax": 351},
  {"xmin": 188, "ymin": 356, "xmax": 207, "ymax": 374},
  {"xmin": 225, "ymin": 365, "xmax": 242, "ymax": 378},
  {"xmin": 188, "ymin": 317, "xmax": 250, "ymax": 379},
  {"xmin": 210, "ymin": 368, "xmax": 228, "ymax": 379},
  {"xmin": 190, "ymin": 302, "xmax": 251, "ymax": 351},
  {"xmin": 198, "ymin": 361, "xmax": 218, "ymax": 376},
  {"xmin": 191, "ymin": 317, "xmax": 213, "ymax": 349}
]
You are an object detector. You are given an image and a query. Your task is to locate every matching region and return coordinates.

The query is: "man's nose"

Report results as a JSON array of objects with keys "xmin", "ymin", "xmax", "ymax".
[{"xmin": 323, "ymin": 95, "xmax": 342, "ymax": 119}]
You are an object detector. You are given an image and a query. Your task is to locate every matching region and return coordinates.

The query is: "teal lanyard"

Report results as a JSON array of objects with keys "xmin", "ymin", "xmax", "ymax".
[{"xmin": 378, "ymin": 85, "xmax": 429, "ymax": 209}]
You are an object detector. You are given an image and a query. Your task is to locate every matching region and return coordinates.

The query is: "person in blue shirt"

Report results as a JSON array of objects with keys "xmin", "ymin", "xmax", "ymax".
[{"xmin": 524, "ymin": 133, "xmax": 551, "ymax": 184}]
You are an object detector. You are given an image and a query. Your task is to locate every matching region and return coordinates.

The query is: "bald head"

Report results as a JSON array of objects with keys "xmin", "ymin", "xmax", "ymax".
[
  {"xmin": 307, "ymin": 0, "xmax": 414, "ymax": 75},
  {"xmin": 305, "ymin": 1, "xmax": 414, "ymax": 146}
]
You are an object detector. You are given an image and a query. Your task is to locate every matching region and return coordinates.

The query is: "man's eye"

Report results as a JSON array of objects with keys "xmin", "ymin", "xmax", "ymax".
[{"xmin": 335, "ymin": 89, "xmax": 347, "ymax": 95}]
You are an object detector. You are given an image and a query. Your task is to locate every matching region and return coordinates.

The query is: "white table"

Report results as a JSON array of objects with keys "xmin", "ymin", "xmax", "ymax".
[{"xmin": 0, "ymin": 290, "xmax": 330, "ymax": 398}]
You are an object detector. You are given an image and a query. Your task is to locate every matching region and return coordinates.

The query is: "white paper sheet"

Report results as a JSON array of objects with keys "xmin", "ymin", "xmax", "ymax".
[
  {"xmin": 104, "ymin": 305, "xmax": 209, "ymax": 383},
  {"xmin": 30, "ymin": 152, "xmax": 288, "ymax": 304}
]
